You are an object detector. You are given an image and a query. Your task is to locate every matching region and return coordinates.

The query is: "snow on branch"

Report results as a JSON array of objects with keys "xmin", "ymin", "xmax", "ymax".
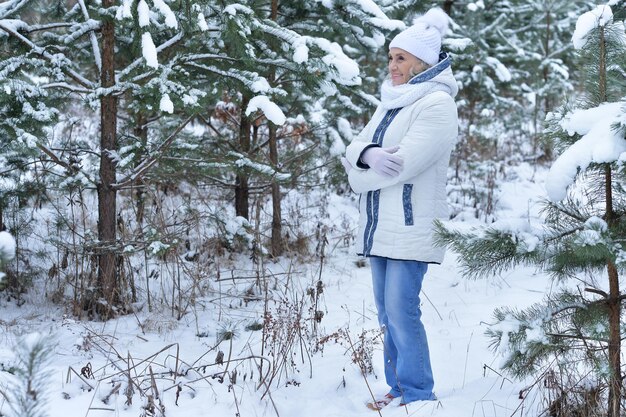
[
  {"xmin": 245, "ymin": 96, "xmax": 286, "ymax": 126},
  {"xmin": 0, "ymin": 0, "xmax": 28, "ymax": 19},
  {"xmin": 345, "ymin": 0, "xmax": 404, "ymax": 32},
  {"xmin": 0, "ymin": 21, "xmax": 94, "ymax": 89},
  {"xmin": 76, "ymin": 0, "xmax": 101, "ymax": 73},
  {"xmin": 185, "ymin": 63, "xmax": 286, "ymax": 96},
  {"xmin": 0, "ymin": 19, "xmax": 27, "ymax": 36},
  {"xmin": 253, "ymin": 20, "xmax": 360, "ymax": 85},
  {"xmin": 573, "ymin": 5, "xmax": 614, "ymax": 49},
  {"xmin": 227, "ymin": 151, "xmax": 291, "ymax": 181},
  {"xmin": 118, "ymin": 31, "xmax": 184, "ymax": 81},
  {"xmin": 485, "ymin": 57, "xmax": 512, "ymax": 82},
  {"xmin": 545, "ymin": 102, "xmax": 626, "ymax": 202},
  {"xmin": 141, "ymin": 32, "xmax": 159, "ymax": 69}
]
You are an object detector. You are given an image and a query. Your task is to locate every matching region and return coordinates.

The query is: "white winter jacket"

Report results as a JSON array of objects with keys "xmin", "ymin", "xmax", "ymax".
[{"xmin": 345, "ymin": 53, "xmax": 458, "ymax": 263}]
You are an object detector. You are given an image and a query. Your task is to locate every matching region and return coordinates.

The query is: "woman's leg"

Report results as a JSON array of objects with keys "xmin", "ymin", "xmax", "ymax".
[
  {"xmin": 383, "ymin": 258, "xmax": 435, "ymax": 403},
  {"xmin": 369, "ymin": 256, "xmax": 400, "ymax": 396}
]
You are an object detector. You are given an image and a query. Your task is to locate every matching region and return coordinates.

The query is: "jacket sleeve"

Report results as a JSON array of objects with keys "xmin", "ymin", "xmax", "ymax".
[
  {"xmin": 348, "ymin": 94, "xmax": 458, "ymax": 194},
  {"xmin": 344, "ymin": 107, "xmax": 383, "ymax": 170}
]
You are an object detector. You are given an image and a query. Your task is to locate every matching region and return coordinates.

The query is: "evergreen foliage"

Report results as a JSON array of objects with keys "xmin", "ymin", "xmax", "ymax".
[
  {"xmin": 0, "ymin": 333, "xmax": 55, "ymax": 417},
  {"xmin": 436, "ymin": 4, "xmax": 626, "ymax": 415}
]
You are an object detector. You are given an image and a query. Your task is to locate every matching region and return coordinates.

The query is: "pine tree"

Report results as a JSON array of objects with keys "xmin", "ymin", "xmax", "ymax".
[
  {"xmin": 431, "ymin": 1, "xmax": 593, "ymax": 220},
  {"xmin": 436, "ymin": 4, "xmax": 626, "ymax": 416},
  {"xmin": 0, "ymin": 333, "xmax": 54, "ymax": 417},
  {"xmin": 0, "ymin": 0, "xmax": 404, "ymax": 312}
]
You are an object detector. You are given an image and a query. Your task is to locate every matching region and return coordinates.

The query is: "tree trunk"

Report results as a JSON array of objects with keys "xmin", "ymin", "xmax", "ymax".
[
  {"xmin": 599, "ymin": 27, "xmax": 607, "ymax": 103},
  {"xmin": 97, "ymin": 0, "xmax": 119, "ymax": 316},
  {"xmin": 601, "ymin": 25, "xmax": 620, "ymax": 417},
  {"xmin": 269, "ymin": 125, "xmax": 283, "ymax": 256},
  {"xmin": 607, "ymin": 259, "xmax": 621, "ymax": 417},
  {"xmin": 442, "ymin": 0, "xmax": 454, "ymax": 15},
  {"xmin": 606, "ymin": 166, "xmax": 620, "ymax": 417},
  {"xmin": 235, "ymin": 95, "xmax": 251, "ymax": 220},
  {"xmin": 133, "ymin": 113, "xmax": 147, "ymax": 227},
  {"xmin": 268, "ymin": 0, "xmax": 283, "ymax": 257}
]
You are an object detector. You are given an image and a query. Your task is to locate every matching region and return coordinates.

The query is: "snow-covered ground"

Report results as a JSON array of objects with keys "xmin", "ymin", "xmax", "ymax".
[{"xmin": 0, "ymin": 163, "xmax": 555, "ymax": 417}]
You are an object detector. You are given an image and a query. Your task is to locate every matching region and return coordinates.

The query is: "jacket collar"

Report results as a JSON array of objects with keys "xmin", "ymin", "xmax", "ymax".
[{"xmin": 380, "ymin": 52, "xmax": 458, "ymax": 110}]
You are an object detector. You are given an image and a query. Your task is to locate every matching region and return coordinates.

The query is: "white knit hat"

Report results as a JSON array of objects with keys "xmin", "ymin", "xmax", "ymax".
[{"xmin": 389, "ymin": 8, "xmax": 449, "ymax": 66}]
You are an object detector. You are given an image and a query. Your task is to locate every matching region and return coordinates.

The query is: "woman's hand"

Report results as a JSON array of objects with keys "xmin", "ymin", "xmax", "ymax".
[{"xmin": 361, "ymin": 146, "xmax": 403, "ymax": 177}]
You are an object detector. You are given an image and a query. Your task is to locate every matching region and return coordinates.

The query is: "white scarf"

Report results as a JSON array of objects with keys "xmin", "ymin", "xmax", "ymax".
[{"xmin": 380, "ymin": 60, "xmax": 458, "ymax": 110}]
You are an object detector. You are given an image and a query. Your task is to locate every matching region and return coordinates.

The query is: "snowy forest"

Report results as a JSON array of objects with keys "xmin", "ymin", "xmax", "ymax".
[{"xmin": 1, "ymin": 0, "xmax": 626, "ymax": 416}]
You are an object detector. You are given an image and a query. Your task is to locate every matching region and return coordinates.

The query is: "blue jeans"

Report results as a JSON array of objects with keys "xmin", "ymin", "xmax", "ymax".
[{"xmin": 370, "ymin": 256, "xmax": 435, "ymax": 403}]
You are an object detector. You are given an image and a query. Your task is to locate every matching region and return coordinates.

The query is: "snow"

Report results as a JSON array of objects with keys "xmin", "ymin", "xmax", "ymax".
[
  {"xmin": 350, "ymin": 0, "xmax": 387, "ymax": 19},
  {"xmin": 225, "ymin": 216, "xmax": 251, "ymax": 240},
  {"xmin": 443, "ymin": 38, "xmax": 473, "ymax": 52},
  {"xmin": 545, "ymin": 101, "xmax": 626, "ymax": 201},
  {"xmin": 576, "ymin": 230, "xmax": 603, "ymax": 246},
  {"xmin": 576, "ymin": 216, "xmax": 609, "ymax": 246},
  {"xmin": 315, "ymin": 38, "xmax": 361, "ymax": 85},
  {"xmin": 485, "ymin": 57, "xmax": 512, "ymax": 82},
  {"xmin": 317, "ymin": 0, "xmax": 334, "ymax": 7},
  {"xmin": 337, "ymin": 118, "xmax": 353, "ymax": 140},
  {"xmin": 250, "ymin": 77, "xmax": 271, "ymax": 93},
  {"xmin": 0, "ymin": 231, "xmax": 16, "ymax": 261},
  {"xmin": 327, "ymin": 127, "xmax": 346, "ymax": 156},
  {"xmin": 585, "ymin": 216, "xmax": 608, "ymax": 232},
  {"xmin": 153, "ymin": 0, "xmax": 178, "ymax": 29},
  {"xmin": 137, "ymin": 0, "xmax": 150, "ymax": 27},
  {"xmin": 148, "ymin": 241, "xmax": 170, "ymax": 255},
  {"xmin": 116, "ymin": 0, "xmax": 134, "ymax": 20},
  {"xmin": 245, "ymin": 95, "xmax": 286, "ymax": 126},
  {"xmin": 351, "ymin": 0, "xmax": 405, "ymax": 31},
  {"xmin": 467, "ymin": 1, "xmax": 485, "ymax": 11},
  {"xmin": 182, "ymin": 92, "xmax": 201, "ymax": 106},
  {"xmin": 0, "ymin": 19, "xmax": 28, "ymax": 37},
  {"xmin": 224, "ymin": 4, "xmax": 253, "ymax": 16},
  {"xmin": 159, "ymin": 93, "xmax": 174, "ymax": 113},
  {"xmin": 0, "ymin": 162, "xmax": 574, "ymax": 417},
  {"xmin": 292, "ymin": 38, "xmax": 309, "ymax": 64},
  {"xmin": 572, "ymin": 5, "xmax": 613, "ymax": 49},
  {"xmin": 141, "ymin": 32, "xmax": 159, "ymax": 68},
  {"xmin": 197, "ymin": 12, "xmax": 209, "ymax": 31},
  {"xmin": 291, "ymin": 37, "xmax": 360, "ymax": 85}
]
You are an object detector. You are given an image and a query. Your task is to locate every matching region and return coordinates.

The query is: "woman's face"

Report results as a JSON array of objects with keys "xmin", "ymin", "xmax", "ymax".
[{"xmin": 388, "ymin": 48, "xmax": 427, "ymax": 86}]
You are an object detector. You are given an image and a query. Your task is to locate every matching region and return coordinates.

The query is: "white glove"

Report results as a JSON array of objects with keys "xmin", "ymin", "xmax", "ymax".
[{"xmin": 361, "ymin": 145, "xmax": 403, "ymax": 177}]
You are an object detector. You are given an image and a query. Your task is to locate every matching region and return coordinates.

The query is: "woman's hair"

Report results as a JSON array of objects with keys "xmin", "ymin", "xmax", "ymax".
[
  {"xmin": 384, "ymin": 57, "xmax": 431, "ymax": 82},
  {"xmin": 409, "ymin": 59, "xmax": 430, "ymax": 77}
]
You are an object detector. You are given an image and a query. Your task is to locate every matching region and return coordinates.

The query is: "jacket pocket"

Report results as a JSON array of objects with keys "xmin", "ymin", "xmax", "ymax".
[{"xmin": 402, "ymin": 184, "xmax": 414, "ymax": 226}]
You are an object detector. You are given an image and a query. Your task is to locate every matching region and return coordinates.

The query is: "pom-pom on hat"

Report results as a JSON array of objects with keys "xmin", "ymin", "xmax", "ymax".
[{"xmin": 389, "ymin": 8, "xmax": 449, "ymax": 66}]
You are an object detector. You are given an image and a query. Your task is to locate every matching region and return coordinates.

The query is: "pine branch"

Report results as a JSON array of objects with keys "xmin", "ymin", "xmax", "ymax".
[
  {"xmin": 0, "ymin": 22, "xmax": 94, "ymax": 89},
  {"xmin": 24, "ymin": 23, "xmax": 73, "ymax": 33},
  {"xmin": 117, "ymin": 31, "xmax": 184, "ymax": 82},
  {"xmin": 76, "ymin": 0, "xmax": 102, "ymax": 73},
  {"xmin": 112, "ymin": 114, "xmax": 195, "ymax": 190},
  {"xmin": 0, "ymin": 0, "xmax": 28, "ymax": 19},
  {"xmin": 40, "ymin": 82, "xmax": 90, "ymax": 93},
  {"xmin": 36, "ymin": 144, "xmax": 75, "ymax": 173}
]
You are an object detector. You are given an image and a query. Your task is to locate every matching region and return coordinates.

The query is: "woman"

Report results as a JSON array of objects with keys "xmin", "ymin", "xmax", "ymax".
[{"xmin": 341, "ymin": 7, "xmax": 458, "ymax": 410}]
